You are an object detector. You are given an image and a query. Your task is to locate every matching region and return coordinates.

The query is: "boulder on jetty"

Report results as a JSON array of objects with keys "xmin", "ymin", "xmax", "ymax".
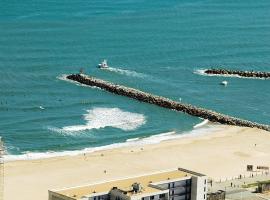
[
  {"xmin": 66, "ymin": 74, "xmax": 270, "ymax": 132},
  {"xmin": 204, "ymin": 69, "xmax": 270, "ymax": 79}
]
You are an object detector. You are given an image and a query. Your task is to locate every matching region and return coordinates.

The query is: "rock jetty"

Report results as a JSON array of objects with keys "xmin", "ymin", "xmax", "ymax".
[
  {"xmin": 67, "ymin": 74, "xmax": 270, "ymax": 131},
  {"xmin": 204, "ymin": 69, "xmax": 270, "ymax": 79}
]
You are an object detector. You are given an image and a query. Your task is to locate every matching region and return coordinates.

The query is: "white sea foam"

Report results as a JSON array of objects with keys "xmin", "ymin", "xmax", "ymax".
[
  {"xmin": 61, "ymin": 107, "xmax": 146, "ymax": 133},
  {"xmin": 125, "ymin": 131, "xmax": 176, "ymax": 144},
  {"xmin": 125, "ymin": 127, "xmax": 218, "ymax": 146},
  {"xmin": 57, "ymin": 74, "xmax": 69, "ymax": 81},
  {"xmin": 195, "ymin": 69, "xmax": 237, "ymax": 78},
  {"xmin": 194, "ymin": 69, "xmax": 267, "ymax": 80},
  {"xmin": 105, "ymin": 67, "xmax": 148, "ymax": 79},
  {"xmin": 57, "ymin": 74, "xmax": 80, "ymax": 85},
  {"xmin": 194, "ymin": 69, "xmax": 208, "ymax": 76},
  {"xmin": 17, "ymin": 13, "xmax": 41, "ymax": 19},
  {"xmin": 57, "ymin": 74, "xmax": 101, "ymax": 89},
  {"xmin": 193, "ymin": 119, "xmax": 209, "ymax": 128},
  {"xmin": 47, "ymin": 126, "xmax": 86, "ymax": 136},
  {"xmin": 126, "ymin": 137, "xmax": 140, "ymax": 142},
  {"xmin": 4, "ymin": 125, "xmax": 223, "ymax": 162}
]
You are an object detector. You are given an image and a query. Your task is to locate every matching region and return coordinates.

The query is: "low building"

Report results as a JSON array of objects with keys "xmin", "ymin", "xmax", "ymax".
[{"xmin": 49, "ymin": 168, "xmax": 207, "ymax": 200}]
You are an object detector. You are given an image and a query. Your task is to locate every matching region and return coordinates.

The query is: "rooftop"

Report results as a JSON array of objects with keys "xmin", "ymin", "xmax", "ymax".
[{"xmin": 52, "ymin": 168, "xmax": 205, "ymax": 199}]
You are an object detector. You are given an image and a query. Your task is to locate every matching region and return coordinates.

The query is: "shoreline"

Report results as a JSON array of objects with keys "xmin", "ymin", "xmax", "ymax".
[
  {"xmin": 4, "ymin": 122, "xmax": 221, "ymax": 162},
  {"xmin": 5, "ymin": 125, "xmax": 270, "ymax": 200}
]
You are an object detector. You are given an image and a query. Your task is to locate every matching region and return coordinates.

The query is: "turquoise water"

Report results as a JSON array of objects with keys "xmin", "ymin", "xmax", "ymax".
[{"xmin": 0, "ymin": 0, "xmax": 270, "ymax": 159}]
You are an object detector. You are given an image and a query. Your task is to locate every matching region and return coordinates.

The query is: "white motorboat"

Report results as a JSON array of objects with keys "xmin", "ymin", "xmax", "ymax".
[{"xmin": 98, "ymin": 60, "xmax": 109, "ymax": 69}]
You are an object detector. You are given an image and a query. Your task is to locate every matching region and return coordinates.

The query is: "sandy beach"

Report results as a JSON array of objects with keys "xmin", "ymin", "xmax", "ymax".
[{"xmin": 4, "ymin": 125, "xmax": 270, "ymax": 200}]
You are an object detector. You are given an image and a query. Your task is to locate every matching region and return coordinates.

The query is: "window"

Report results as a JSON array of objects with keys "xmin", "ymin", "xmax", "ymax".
[
  {"xmin": 169, "ymin": 182, "xmax": 175, "ymax": 188},
  {"xmin": 204, "ymin": 187, "xmax": 206, "ymax": 192},
  {"xmin": 159, "ymin": 194, "xmax": 165, "ymax": 198},
  {"xmin": 204, "ymin": 180, "xmax": 207, "ymax": 184},
  {"xmin": 204, "ymin": 194, "xmax": 206, "ymax": 199},
  {"xmin": 150, "ymin": 196, "xmax": 155, "ymax": 200}
]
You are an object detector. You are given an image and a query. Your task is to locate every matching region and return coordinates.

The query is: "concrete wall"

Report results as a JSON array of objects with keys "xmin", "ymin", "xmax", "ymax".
[{"xmin": 191, "ymin": 176, "xmax": 207, "ymax": 200}]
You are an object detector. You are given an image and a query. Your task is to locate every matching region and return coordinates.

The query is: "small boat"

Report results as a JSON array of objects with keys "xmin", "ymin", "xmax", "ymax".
[
  {"xmin": 220, "ymin": 81, "xmax": 228, "ymax": 86},
  {"xmin": 98, "ymin": 60, "xmax": 109, "ymax": 69}
]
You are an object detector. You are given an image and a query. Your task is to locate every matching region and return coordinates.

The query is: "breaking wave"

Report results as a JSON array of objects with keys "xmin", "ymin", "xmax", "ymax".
[
  {"xmin": 56, "ymin": 107, "xmax": 146, "ymax": 134},
  {"xmin": 193, "ymin": 119, "xmax": 209, "ymax": 129},
  {"xmin": 4, "ymin": 124, "xmax": 222, "ymax": 161},
  {"xmin": 126, "ymin": 137, "xmax": 140, "ymax": 142}
]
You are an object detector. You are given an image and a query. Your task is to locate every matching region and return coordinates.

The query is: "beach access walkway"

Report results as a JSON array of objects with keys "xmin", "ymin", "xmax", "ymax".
[{"xmin": 209, "ymin": 172, "xmax": 270, "ymax": 200}]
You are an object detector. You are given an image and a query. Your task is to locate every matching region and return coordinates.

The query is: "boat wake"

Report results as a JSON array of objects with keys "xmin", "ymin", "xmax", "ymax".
[
  {"xmin": 105, "ymin": 67, "xmax": 148, "ymax": 79},
  {"xmin": 51, "ymin": 107, "xmax": 146, "ymax": 135}
]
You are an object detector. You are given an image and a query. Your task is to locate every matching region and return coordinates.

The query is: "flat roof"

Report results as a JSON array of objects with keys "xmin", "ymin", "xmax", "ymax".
[{"xmin": 52, "ymin": 168, "xmax": 205, "ymax": 200}]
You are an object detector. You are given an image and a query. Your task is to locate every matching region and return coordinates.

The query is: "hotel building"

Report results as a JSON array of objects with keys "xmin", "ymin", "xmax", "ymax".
[{"xmin": 49, "ymin": 168, "xmax": 207, "ymax": 200}]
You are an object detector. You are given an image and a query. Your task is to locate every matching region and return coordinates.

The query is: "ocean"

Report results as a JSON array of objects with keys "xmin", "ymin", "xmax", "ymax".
[{"xmin": 0, "ymin": 0, "xmax": 269, "ymax": 160}]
